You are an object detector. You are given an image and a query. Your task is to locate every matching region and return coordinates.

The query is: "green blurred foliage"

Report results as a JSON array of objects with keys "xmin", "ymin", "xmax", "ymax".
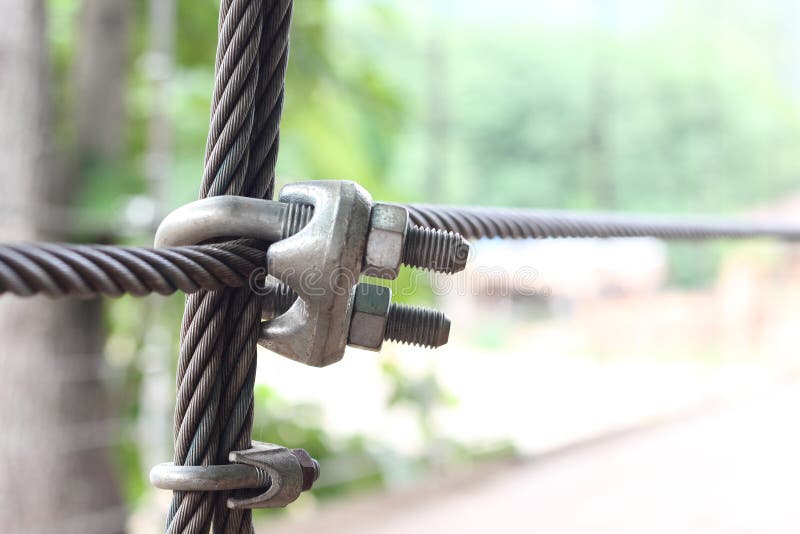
[
  {"xmin": 379, "ymin": 12, "xmax": 800, "ymax": 215},
  {"xmin": 366, "ymin": 6, "xmax": 800, "ymax": 285},
  {"xmin": 382, "ymin": 360, "xmax": 458, "ymax": 441},
  {"xmin": 666, "ymin": 242, "xmax": 727, "ymax": 288}
]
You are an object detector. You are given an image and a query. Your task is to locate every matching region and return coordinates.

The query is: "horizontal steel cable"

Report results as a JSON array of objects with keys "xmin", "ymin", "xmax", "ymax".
[
  {"xmin": 404, "ymin": 204, "xmax": 800, "ymax": 241},
  {"xmin": 2, "ymin": 205, "xmax": 800, "ymax": 300},
  {"xmin": 0, "ymin": 241, "xmax": 264, "ymax": 298}
]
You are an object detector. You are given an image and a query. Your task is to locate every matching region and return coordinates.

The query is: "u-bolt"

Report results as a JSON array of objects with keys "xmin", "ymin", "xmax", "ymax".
[
  {"xmin": 154, "ymin": 196, "xmax": 312, "ymax": 248},
  {"xmin": 155, "ymin": 197, "xmax": 469, "ymax": 276}
]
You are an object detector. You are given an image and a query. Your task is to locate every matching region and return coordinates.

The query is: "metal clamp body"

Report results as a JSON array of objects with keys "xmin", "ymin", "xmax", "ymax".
[
  {"xmin": 150, "ymin": 442, "xmax": 319, "ymax": 509},
  {"xmin": 227, "ymin": 443, "xmax": 309, "ymax": 509},
  {"xmin": 154, "ymin": 180, "xmax": 373, "ymax": 367},
  {"xmin": 153, "ymin": 180, "xmax": 463, "ymax": 367},
  {"xmin": 260, "ymin": 181, "xmax": 372, "ymax": 367}
]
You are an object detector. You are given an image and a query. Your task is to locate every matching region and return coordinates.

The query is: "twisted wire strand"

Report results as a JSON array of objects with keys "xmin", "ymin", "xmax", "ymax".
[
  {"xmin": 3, "ymin": 203, "xmax": 800, "ymax": 300},
  {"xmin": 2, "ymin": 204, "xmax": 799, "ymax": 301},
  {"xmin": 214, "ymin": 3, "xmax": 291, "ymax": 533},
  {"xmin": 171, "ymin": 0, "xmax": 263, "ymax": 527},
  {"xmin": 404, "ymin": 204, "xmax": 800, "ymax": 242},
  {"xmin": 171, "ymin": 1, "xmax": 293, "ymax": 533},
  {"xmin": 0, "ymin": 242, "xmax": 264, "ymax": 298},
  {"xmin": 242, "ymin": 0, "xmax": 292, "ymax": 201}
]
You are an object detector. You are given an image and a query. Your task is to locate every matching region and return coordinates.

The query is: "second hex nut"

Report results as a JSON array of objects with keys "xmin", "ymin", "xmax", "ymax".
[{"xmin": 347, "ymin": 283, "xmax": 391, "ymax": 351}]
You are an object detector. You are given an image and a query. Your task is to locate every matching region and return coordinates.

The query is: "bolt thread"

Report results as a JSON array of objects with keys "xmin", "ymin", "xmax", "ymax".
[
  {"xmin": 281, "ymin": 203, "xmax": 314, "ymax": 239},
  {"xmin": 403, "ymin": 225, "xmax": 470, "ymax": 274},
  {"xmin": 266, "ymin": 202, "xmax": 309, "ymax": 318},
  {"xmin": 252, "ymin": 466, "xmax": 272, "ymax": 489},
  {"xmin": 261, "ymin": 280, "xmax": 298, "ymax": 319},
  {"xmin": 384, "ymin": 303, "xmax": 451, "ymax": 349}
]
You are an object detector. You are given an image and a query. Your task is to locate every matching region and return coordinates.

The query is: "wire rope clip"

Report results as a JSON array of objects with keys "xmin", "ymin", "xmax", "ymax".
[
  {"xmin": 259, "ymin": 181, "xmax": 372, "ymax": 367},
  {"xmin": 154, "ymin": 180, "xmax": 471, "ymax": 368},
  {"xmin": 149, "ymin": 442, "xmax": 320, "ymax": 509}
]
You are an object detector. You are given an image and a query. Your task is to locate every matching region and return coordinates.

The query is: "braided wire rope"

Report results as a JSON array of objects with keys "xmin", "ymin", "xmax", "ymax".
[
  {"xmin": 167, "ymin": 2, "xmax": 293, "ymax": 533},
  {"xmin": 2, "ymin": 203, "xmax": 800, "ymax": 300},
  {"xmin": 0, "ymin": 242, "xmax": 264, "ymax": 298},
  {"xmin": 3, "ymin": 205, "xmax": 800, "ymax": 299},
  {"xmin": 405, "ymin": 204, "xmax": 800, "ymax": 241}
]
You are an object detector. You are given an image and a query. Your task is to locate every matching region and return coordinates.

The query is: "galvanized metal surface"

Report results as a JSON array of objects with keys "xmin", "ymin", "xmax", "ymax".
[
  {"xmin": 363, "ymin": 203, "xmax": 409, "ymax": 279},
  {"xmin": 150, "ymin": 180, "xmax": 463, "ymax": 365},
  {"xmin": 347, "ymin": 283, "xmax": 393, "ymax": 351},
  {"xmin": 347, "ymin": 283, "xmax": 452, "ymax": 350},
  {"xmin": 227, "ymin": 442, "xmax": 318, "ymax": 510},
  {"xmin": 150, "ymin": 442, "xmax": 320, "ymax": 510},
  {"xmin": 150, "ymin": 463, "xmax": 271, "ymax": 492},
  {"xmin": 154, "ymin": 196, "xmax": 308, "ymax": 248},
  {"xmin": 384, "ymin": 303, "xmax": 451, "ymax": 349},
  {"xmin": 259, "ymin": 180, "xmax": 372, "ymax": 367},
  {"xmin": 404, "ymin": 225, "xmax": 471, "ymax": 274}
]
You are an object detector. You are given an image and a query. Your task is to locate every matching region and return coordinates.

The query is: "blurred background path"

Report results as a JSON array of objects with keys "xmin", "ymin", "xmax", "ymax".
[{"xmin": 265, "ymin": 386, "xmax": 800, "ymax": 534}]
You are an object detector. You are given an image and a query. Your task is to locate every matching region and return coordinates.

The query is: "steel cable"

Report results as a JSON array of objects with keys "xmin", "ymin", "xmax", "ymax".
[
  {"xmin": 404, "ymin": 204, "xmax": 800, "ymax": 241},
  {"xmin": 0, "ymin": 242, "xmax": 265, "ymax": 298},
  {"xmin": 2, "ymin": 205, "xmax": 800, "ymax": 300},
  {"xmin": 167, "ymin": 2, "xmax": 293, "ymax": 533}
]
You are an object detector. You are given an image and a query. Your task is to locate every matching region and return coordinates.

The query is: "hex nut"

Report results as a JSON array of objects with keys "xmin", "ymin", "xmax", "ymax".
[
  {"xmin": 363, "ymin": 203, "xmax": 409, "ymax": 280},
  {"xmin": 290, "ymin": 448, "xmax": 321, "ymax": 492},
  {"xmin": 347, "ymin": 283, "xmax": 392, "ymax": 351}
]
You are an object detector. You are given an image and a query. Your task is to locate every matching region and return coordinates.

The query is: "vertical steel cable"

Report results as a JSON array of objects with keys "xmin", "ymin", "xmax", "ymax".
[{"xmin": 167, "ymin": 1, "xmax": 293, "ymax": 533}]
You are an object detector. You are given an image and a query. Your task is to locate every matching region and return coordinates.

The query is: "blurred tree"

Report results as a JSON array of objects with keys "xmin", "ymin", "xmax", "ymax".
[
  {"xmin": 0, "ymin": 1, "xmax": 126, "ymax": 532},
  {"xmin": 133, "ymin": 0, "xmax": 176, "ymax": 501},
  {"xmin": 74, "ymin": 0, "xmax": 128, "ymax": 160},
  {"xmin": 378, "ymin": 4, "xmax": 800, "ymax": 217},
  {"xmin": 376, "ymin": 4, "xmax": 800, "ymax": 284},
  {"xmin": 423, "ymin": 0, "xmax": 451, "ymax": 203},
  {"xmin": 277, "ymin": 0, "xmax": 405, "ymax": 194},
  {"xmin": 587, "ymin": 0, "xmax": 618, "ymax": 209}
]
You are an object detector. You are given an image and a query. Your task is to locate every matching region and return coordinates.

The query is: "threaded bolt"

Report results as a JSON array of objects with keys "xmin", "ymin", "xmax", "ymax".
[
  {"xmin": 384, "ymin": 303, "xmax": 451, "ymax": 349},
  {"xmin": 403, "ymin": 225, "xmax": 470, "ymax": 275},
  {"xmin": 280, "ymin": 202, "xmax": 314, "ymax": 239},
  {"xmin": 279, "ymin": 202, "xmax": 470, "ymax": 276},
  {"xmin": 260, "ymin": 278, "xmax": 298, "ymax": 320}
]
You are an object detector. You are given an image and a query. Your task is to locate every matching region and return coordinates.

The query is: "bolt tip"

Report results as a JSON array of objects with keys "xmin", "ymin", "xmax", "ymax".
[
  {"xmin": 312, "ymin": 459, "xmax": 321, "ymax": 482},
  {"xmin": 385, "ymin": 304, "xmax": 451, "ymax": 349},
  {"xmin": 452, "ymin": 239, "xmax": 471, "ymax": 273},
  {"xmin": 404, "ymin": 226, "xmax": 471, "ymax": 274},
  {"xmin": 435, "ymin": 316, "xmax": 451, "ymax": 348}
]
